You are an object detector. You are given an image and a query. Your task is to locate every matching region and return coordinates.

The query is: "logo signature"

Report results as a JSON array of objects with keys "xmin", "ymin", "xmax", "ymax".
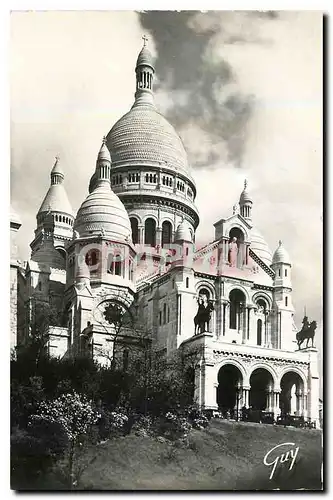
[{"xmin": 263, "ymin": 442, "xmax": 300, "ymax": 480}]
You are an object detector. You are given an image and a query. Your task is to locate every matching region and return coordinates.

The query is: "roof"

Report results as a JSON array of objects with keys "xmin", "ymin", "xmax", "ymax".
[
  {"xmin": 74, "ymin": 183, "xmax": 132, "ymax": 241},
  {"xmin": 38, "ymin": 184, "xmax": 74, "ymax": 216},
  {"xmin": 272, "ymin": 240, "xmax": 291, "ymax": 265},
  {"xmin": 106, "ymin": 105, "xmax": 190, "ymax": 175},
  {"xmin": 250, "ymin": 227, "xmax": 273, "ymax": 266}
]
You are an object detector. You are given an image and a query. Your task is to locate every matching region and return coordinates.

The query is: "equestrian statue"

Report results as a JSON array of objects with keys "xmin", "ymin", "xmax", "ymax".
[
  {"xmin": 194, "ymin": 295, "xmax": 214, "ymax": 335},
  {"xmin": 296, "ymin": 315, "xmax": 317, "ymax": 349}
]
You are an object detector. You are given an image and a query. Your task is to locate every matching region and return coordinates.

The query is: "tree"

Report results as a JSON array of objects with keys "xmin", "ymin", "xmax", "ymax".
[{"xmin": 30, "ymin": 392, "xmax": 100, "ymax": 489}]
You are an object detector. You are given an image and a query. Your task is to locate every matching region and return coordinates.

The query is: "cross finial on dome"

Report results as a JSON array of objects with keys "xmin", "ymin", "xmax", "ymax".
[
  {"xmin": 142, "ymin": 34, "xmax": 148, "ymax": 47},
  {"xmin": 278, "ymin": 239, "xmax": 282, "ymax": 246},
  {"xmin": 244, "ymin": 179, "xmax": 248, "ymax": 189},
  {"xmin": 55, "ymin": 155, "xmax": 60, "ymax": 162},
  {"xmin": 102, "ymin": 135, "xmax": 107, "ymax": 145}
]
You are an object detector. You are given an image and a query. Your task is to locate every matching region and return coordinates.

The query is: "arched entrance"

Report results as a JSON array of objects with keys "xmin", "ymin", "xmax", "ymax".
[
  {"xmin": 249, "ymin": 368, "xmax": 274, "ymax": 411},
  {"xmin": 217, "ymin": 364, "xmax": 243, "ymax": 418},
  {"xmin": 280, "ymin": 371, "xmax": 304, "ymax": 417}
]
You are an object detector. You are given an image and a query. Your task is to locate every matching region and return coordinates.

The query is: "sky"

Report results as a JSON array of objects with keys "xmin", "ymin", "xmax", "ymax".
[{"xmin": 10, "ymin": 10, "xmax": 323, "ymax": 349}]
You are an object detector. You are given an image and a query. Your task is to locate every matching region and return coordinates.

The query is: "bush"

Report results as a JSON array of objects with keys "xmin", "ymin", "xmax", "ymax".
[
  {"xmin": 11, "ymin": 421, "xmax": 68, "ymax": 490},
  {"xmin": 98, "ymin": 408, "xmax": 129, "ymax": 440}
]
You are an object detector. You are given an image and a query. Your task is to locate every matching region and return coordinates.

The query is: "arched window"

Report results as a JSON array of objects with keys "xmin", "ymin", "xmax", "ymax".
[
  {"xmin": 145, "ymin": 174, "xmax": 149, "ymax": 183},
  {"xmin": 85, "ymin": 249, "xmax": 99, "ymax": 267},
  {"xmin": 278, "ymin": 269, "xmax": 281, "ymax": 277},
  {"xmin": 285, "ymin": 269, "xmax": 288, "ymax": 277},
  {"xmin": 229, "ymin": 289, "xmax": 246, "ymax": 330},
  {"xmin": 186, "ymin": 277, "xmax": 189, "ymax": 288},
  {"xmin": 162, "ymin": 221, "xmax": 172, "ymax": 247},
  {"xmin": 144, "ymin": 218, "xmax": 156, "ymax": 246},
  {"xmin": 257, "ymin": 319, "xmax": 262, "ymax": 345},
  {"xmin": 163, "ymin": 303, "xmax": 167, "ymax": 324},
  {"xmin": 167, "ymin": 306, "xmax": 170, "ymax": 323},
  {"xmin": 114, "ymin": 255, "xmax": 122, "ymax": 276},
  {"xmin": 130, "ymin": 217, "xmax": 139, "ymax": 245},
  {"xmin": 55, "ymin": 215, "xmax": 58, "ymax": 222},
  {"xmin": 136, "ymin": 173, "xmax": 140, "ymax": 182},
  {"xmin": 285, "ymin": 296, "xmax": 288, "ymax": 307},
  {"xmin": 149, "ymin": 174, "xmax": 153, "ymax": 183}
]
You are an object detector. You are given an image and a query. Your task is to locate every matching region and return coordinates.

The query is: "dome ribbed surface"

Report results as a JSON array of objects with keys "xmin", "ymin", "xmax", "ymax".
[
  {"xmin": 74, "ymin": 182, "xmax": 132, "ymax": 241},
  {"xmin": 106, "ymin": 105, "xmax": 190, "ymax": 174},
  {"xmin": 272, "ymin": 241, "xmax": 291, "ymax": 265},
  {"xmin": 136, "ymin": 46, "xmax": 154, "ymax": 68},
  {"xmin": 250, "ymin": 227, "xmax": 273, "ymax": 266},
  {"xmin": 38, "ymin": 184, "xmax": 73, "ymax": 216},
  {"xmin": 174, "ymin": 220, "xmax": 192, "ymax": 242},
  {"xmin": 239, "ymin": 188, "xmax": 252, "ymax": 204}
]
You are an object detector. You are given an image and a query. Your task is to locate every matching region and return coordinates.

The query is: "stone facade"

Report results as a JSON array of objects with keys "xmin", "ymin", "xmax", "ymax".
[{"xmin": 11, "ymin": 41, "xmax": 320, "ymax": 428}]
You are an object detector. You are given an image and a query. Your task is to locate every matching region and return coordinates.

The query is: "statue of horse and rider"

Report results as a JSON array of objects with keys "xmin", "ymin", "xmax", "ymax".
[
  {"xmin": 296, "ymin": 315, "xmax": 317, "ymax": 349},
  {"xmin": 194, "ymin": 295, "xmax": 215, "ymax": 335}
]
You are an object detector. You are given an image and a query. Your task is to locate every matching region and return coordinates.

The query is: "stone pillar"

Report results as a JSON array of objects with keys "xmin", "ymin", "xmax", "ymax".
[
  {"xmin": 138, "ymin": 225, "xmax": 144, "ymax": 245},
  {"xmin": 273, "ymin": 391, "xmax": 281, "ymax": 419},
  {"xmin": 242, "ymin": 307, "xmax": 247, "ymax": 344},
  {"xmin": 199, "ymin": 363, "xmax": 218, "ymax": 410},
  {"xmin": 242, "ymin": 386, "xmax": 250, "ymax": 408},
  {"xmin": 266, "ymin": 388, "xmax": 274, "ymax": 412},
  {"xmin": 156, "ymin": 227, "xmax": 162, "ymax": 246},
  {"xmin": 224, "ymin": 302, "xmax": 230, "ymax": 333},
  {"xmin": 296, "ymin": 389, "xmax": 303, "ymax": 416}
]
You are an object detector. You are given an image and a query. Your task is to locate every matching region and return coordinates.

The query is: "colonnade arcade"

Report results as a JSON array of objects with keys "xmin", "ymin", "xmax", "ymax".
[
  {"xmin": 216, "ymin": 363, "xmax": 307, "ymax": 418},
  {"xmin": 130, "ymin": 216, "xmax": 175, "ymax": 248}
]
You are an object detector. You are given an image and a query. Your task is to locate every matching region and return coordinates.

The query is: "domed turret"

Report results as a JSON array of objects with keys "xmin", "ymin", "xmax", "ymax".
[
  {"xmin": 272, "ymin": 240, "xmax": 291, "ymax": 265},
  {"xmin": 74, "ymin": 140, "xmax": 132, "ymax": 242},
  {"xmin": 38, "ymin": 157, "xmax": 73, "ymax": 216},
  {"xmin": 103, "ymin": 39, "xmax": 199, "ymax": 250},
  {"xmin": 239, "ymin": 179, "xmax": 253, "ymax": 220},
  {"xmin": 174, "ymin": 220, "xmax": 192, "ymax": 243}
]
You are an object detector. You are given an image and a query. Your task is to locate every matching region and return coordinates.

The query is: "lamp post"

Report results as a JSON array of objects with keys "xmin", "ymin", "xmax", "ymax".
[{"xmin": 235, "ymin": 381, "xmax": 242, "ymax": 421}]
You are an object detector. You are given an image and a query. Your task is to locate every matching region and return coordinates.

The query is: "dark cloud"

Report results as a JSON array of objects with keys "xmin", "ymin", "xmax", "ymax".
[{"xmin": 139, "ymin": 11, "xmax": 278, "ymax": 168}]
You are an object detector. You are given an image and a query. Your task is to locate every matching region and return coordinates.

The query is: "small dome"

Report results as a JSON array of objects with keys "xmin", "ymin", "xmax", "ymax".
[
  {"xmin": 136, "ymin": 45, "xmax": 154, "ymax": 69},
  {"xmin": 239, "ymin": 179, "xmax": 252, "ymax": 204},
  {"xmin": 97, "ymin": 138, "xmax": 111, "ymax": 163},
  {"xmin": 250, "ymin": 227, "xmax": 273, "ymax": 266},
  {"xmin": 51, "ymin": 157, "xmax": 64, "ymax": 177},
  {"xmin": 74, "ymin": 183, "xmax": 132, "ymax": 241},
  {"xmin": 174, "ymin": 220, "xmax": 192, "ymax": 242},
  {"xmin": 272, "ymin": 240, "xmax": 291, "ymax": 265}
]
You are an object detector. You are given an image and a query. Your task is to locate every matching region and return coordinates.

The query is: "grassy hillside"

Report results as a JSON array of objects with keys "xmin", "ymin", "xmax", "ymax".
[{"xmin": 44, "ymin": 419, "xmax": 323, "ymax": 491}]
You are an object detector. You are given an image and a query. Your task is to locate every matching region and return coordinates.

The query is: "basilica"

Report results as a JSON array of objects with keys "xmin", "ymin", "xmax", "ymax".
[{"xmin": 10, "ymin": 41, "xmax": 320, "ymax": 427}]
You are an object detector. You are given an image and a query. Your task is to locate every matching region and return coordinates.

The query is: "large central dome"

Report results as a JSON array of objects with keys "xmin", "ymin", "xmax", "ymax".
[{"xmin": 106, "ymin": 104, "xmax": 189, "ymax": 174}]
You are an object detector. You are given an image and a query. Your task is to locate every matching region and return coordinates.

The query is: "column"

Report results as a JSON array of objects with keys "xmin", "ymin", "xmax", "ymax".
[
  {"xmin": 242, "ymin": 386, "xmax": 250, "ymax": 408},
  {"xmin": 138, "ymin": 225, "xmax": 144, "ymax": 245},
  {"xmin": 242, "ymin": 307, "xmax": 247, "ymax": 344},
  {"xmin": 156, "ymin": 227, "xmax": 162, "ymax": 246},
  {"xmin": 222, "ymin": 302, "xmax": 226, "ymax": 336},
  {"xmin": 224, "ymin": 302, "xmax": 230, "ymax": 334},
  {"xmin": 296, "ymin": 389, "xmax": 303, "ymax": 416},
  {"xmin": 273, "ymin": 391, "xmax": 281, "ymax": 419}
]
